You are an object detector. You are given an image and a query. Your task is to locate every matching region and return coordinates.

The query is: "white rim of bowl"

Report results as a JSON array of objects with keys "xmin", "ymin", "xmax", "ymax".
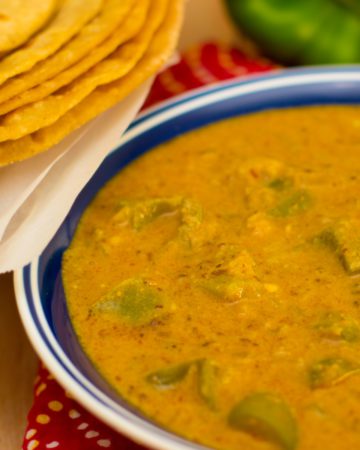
[{"xmin": 14, "ymin": 67, "xmax": 360, "ymax": 450}]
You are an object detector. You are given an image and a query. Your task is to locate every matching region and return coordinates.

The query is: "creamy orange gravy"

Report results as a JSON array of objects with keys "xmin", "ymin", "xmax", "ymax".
[{"xmin": 63, "ymin": 106, "xmax": 360, "ymax": 450}]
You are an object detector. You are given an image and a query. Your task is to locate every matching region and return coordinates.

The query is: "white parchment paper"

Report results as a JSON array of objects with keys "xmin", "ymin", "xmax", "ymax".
[
  {"xmin": 0, "ymin": 80, "xmax": 152, "ymax": 272},
  {"xmin": 2, "ymin": 0, "xmax": 237, "ymax": 272}
]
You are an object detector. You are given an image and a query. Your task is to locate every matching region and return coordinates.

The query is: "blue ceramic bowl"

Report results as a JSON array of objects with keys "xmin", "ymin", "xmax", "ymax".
[{"xmin": 14, "ymin": 67, "xmax": 360, "ymax": 450}]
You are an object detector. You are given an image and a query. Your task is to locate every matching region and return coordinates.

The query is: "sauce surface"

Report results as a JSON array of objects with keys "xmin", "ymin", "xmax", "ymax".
[{"xmin": 63, "ymin": 106, "xmax": 360, "ymax": 450}]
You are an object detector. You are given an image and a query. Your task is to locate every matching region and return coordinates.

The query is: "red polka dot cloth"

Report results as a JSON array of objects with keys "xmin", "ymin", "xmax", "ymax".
[{"xmin": 22, "ymin": 42, "xmax": 275, "ymax": 450}]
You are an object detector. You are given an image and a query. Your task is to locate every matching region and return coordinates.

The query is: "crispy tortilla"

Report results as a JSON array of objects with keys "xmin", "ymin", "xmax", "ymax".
[
  {"xmin": 0, "ymin": 0, "xmax": 58, "ymax": 53},
  {"xmin": 0, "ymin": 0, "xmax": 165, "ymax": 141},
  {"xmin": 0, "ymin": 0, "xmax": 183, "ymax": 166},
  {"xmin": 0, "ymin": 0, "xmax": 139, "ymax": 110},
  {"xmin": 0, "ymin": 0, "xmax": 103, "ymax": 86}
]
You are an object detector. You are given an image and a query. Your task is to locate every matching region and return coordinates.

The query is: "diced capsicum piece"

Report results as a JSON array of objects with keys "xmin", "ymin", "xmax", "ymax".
[
  {"xmin": 308, "ymin": 357, "xmax": 360, "ymax": 389},
  {"xmin": 147, "ymin": 359, "xmax": 220, "ymax": 409},
  {"xmin": 199, "ymin": 271, "xmax": 262, "ymax": 302},
  {"xmin": 93, "ymin": 278, "xmax": 164, "ymax": 326},
  {"xmin": 132, "ymin": 198, "xmax": 181, "ymax": 231},
  {"xmin": 315, "ymin": 312, "xmax": 360, "ymax": 343},
  {"xmin": 199, "ymin": 275, "xmax": 246, "ymax": 303},
  {"xmin": 314, "ymin": 220, "xmax": 360, "ymax": 275},
  {"xmin": 146, "ymin": 362, "xmax": 192, "ymax": 388},
  {"xmin": 335, "ymin": 220, "xmax": 360, "ymax": 275},
  {"xmin": 228, "ymin": 392, "xmax": 298, "ymax": 450},
  {"xmin": 115, "ymin": 197, "xmax": 182, "ymax": 231},
  {"xmin": 313, "ymin": 229, "xmax": 338, "ymax": 251},
  {"xmin": 197, "ymin": 359, "xmax": 217, "ymax": 410},
  {"xmin": 269, "ymin": 189, "xmax": 312, "ymax": 217},
  {"xmin": 114, "ymin": 197, "xmax": 203, "ymax": 242},
  {"xmin": 268, "ymin": 177, "xmax": 294, "ymax": 191}
]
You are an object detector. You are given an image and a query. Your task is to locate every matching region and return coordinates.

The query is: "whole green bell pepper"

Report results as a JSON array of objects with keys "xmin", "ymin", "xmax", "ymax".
[{"xmin": 225, "ymin": 0, "xmax": 360, "ymax": 64}]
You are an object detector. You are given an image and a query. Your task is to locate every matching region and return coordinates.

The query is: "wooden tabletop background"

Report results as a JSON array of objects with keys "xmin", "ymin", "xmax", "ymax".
[{"xmin": 0, "ymin": 273, "xmax": 37, "ymax": 450}]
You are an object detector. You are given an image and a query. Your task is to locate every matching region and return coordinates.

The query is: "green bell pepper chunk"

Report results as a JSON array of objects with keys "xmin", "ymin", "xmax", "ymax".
[
  {"xmin": 308, "ymin": 357, "xmax": 360, "ymax": 389},
  {"xmin": 147, "ymin": 359, "xmax": 219, "ymax": 408},
  {"xmin": 267, "ymin": 177, "xmax": 294, "ymax": 191},
  {"xmin": 199, "ymin": 274, "xmax": 262, "ymax": 303},
  {"xmin": 225, "ymin": 0, "xmax": 360, "ymax": 64},
  {"xmin": 336, "ymin": 221, "xmax": 360, "ymax": 275},
  {"xmin": 199, "ymin": 275, "xmax": 244, "ymax": 302},
  {"xmin": 269, "ymin": 190, "xmax": 312, "ymax": 218},
  {"xmin": 313, "ymin": 229, "xmax": 338, "ymax": 252},
  {"xmin": 115, "ymin": 197, "xmax": 203, "ymax": 245},
  {"xmin": 130, "ymin": 198, "xmax": 179, "ymax": 231},
  {"xmin": 93, "ymin": 278, "xmax": 164, "ymax": 326},
  {"xmin": 315, "ymin": 312, "xmax": 360, "ymax": 343},
  {"xmin": 197, "ymin": 359, "xmax": 217, "ymax": 410},
  {"xmin": 115, "ymin": 197, "xmax": 182, "ymax": 231},
  {"xmin": 314, "ymin": 221, "xmax": 360, "ymax": 275},
  {"xmin": 146, "ymin": 362, "xmax": 192, "ymax": 388},
  {"xmin": 228, "ymin": 392, "xmax": 298, "ymax": 450}
]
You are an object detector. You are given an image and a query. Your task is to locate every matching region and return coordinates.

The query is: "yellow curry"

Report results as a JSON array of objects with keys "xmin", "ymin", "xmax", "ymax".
[{"xmin": 63, "ymin": 106, "xmax": 360, "ymax": 450}]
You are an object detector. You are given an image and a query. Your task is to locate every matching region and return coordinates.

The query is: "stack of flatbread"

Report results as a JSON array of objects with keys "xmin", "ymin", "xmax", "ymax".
[{"xmin": 0, "ymin": 0, "xmax": 183, "ymax": 166}]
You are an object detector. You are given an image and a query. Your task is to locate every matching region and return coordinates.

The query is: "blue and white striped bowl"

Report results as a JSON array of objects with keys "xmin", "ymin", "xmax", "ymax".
[{"xmin": 14, "ymin": 67, "xmax": 360, "ymax": 450}]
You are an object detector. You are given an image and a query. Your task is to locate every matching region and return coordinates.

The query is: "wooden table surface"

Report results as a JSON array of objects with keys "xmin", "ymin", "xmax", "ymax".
[{"xmin": 0, "ymin": 273, "xmax": 37, "ymax": 450}]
